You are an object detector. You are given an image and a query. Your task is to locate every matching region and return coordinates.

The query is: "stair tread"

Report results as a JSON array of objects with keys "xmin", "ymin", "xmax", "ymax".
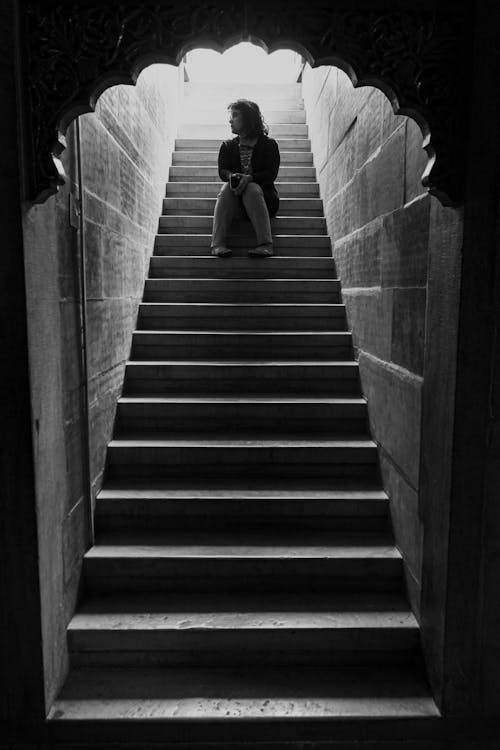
[
  {"xmin": 118, "ymin": 395, "xmax": 366, "ymax": 403},
  {"xmin": 108, "ymin": 437, "xmax": 375, "ymax": 447},
  {"xmin": 126, "ymin": 360, "xmax": 358, "ymax": 365},
  {"xmin": 132, "ymin": 329, "xmax": 350, "ymax": 335},
  {"xmin": 146, "ymin": 277, "xmax": 339, "ymax": 281},
  {"xmin": 160, "ymin": 214, "xmax": 323, "ymax": 219},
  {"xmin": 139, "ymin": 302, "xmax": 343, "ymax": 307},
  {"xmin": 86, "ymin": 532, "xmax": 398, "ymax": 557},
  {"xmin": 152, "ymin": 253, "xmax": 333, "ymax": 257},
  {"xmin": 156, "ymin": 233, "xmax": 326, "ymax": 238},
  {"xmin": 98, "ymin": 477, "xmax": 386, "ymax": 500},
  {"xmin": 49, "ymin": 665, "xmax": 438, "ymax": 720},
  {"xmin": 70, "ymin": 592, "xmax": 417, "ymax": 630}
]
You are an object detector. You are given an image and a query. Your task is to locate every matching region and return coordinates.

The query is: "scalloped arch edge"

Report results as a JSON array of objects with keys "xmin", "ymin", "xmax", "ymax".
[{"xmin": 30, "ymin": 34, "xmax": 461, "ymax": 208}]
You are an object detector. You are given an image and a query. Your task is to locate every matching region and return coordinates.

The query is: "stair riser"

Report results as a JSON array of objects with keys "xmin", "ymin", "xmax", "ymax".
[
  {"xmin": 169, "ymin": 168, "xmax": 314, "ymax": 180},
  {"xmin": 131, "ymin": 345, "xmax": 352, "ymax": 361},
  {"xmin": 158, "ymin": 219, "xmax": 327, "ymax": 235},
  {"xmin": 175, "ymin": 138, "xmax": 311, "ymax": 151},
  {"xmin": 149, "ymin": 263, "xmax": 335, "ymax": 279},
  {"xmin": 185, "ymin": 84, "xmax": 301, "ymax": 97},
  {"xmin": 181, "ymin": 111, "xmax": 307, "ymax": 124},
  {"xmin": 107, "ymin": 464, "xmax": 377, "ymax": 481},
  {"xmin": 166, "ymin": 182, "xmax": 320, "ymax": 197},
  {"xmin": 84, "ymin": 560, "xmax": 403, "ymax": 594},
  {"xmin": 158, "ymin": 229, "xmax": 328, "ymax": 239},
  {"xmin": 116, "ymin": 407, "xmax": 364, "ymax": 433},
  {"xmin": 154, "ymin": 234, "xmax": 330, "ymax": 248},
  {"xmin": 143, "ymin": 290, "xmax": 340, "ymax": 303},
  {"xmin": 177, "ymin": 125, "xmax": 308, "ymax": 138},
  {"xmin": 132, "ymin": 330, "xmax": 348, "ymax": 345},
  {"xmin": 137, "ymin": 318, "xmax": 346, "ymax": 332},
  {"xmin": 125, "ymin": 378, "xmax": 359, "ymax": 396},
  {"xmin": 163, "ymin": 205, "xmax": 323, "ymax": 217},
  {"xmin": 184, "ymin": 96, "xmax": 304, "ymax": 106},
  {"xmin": 163, "ymin": 197, "xmax": 322, "ymax": 210},
  {"xmin": 145, "ymin": 280, "xmax": 339, "ymax": 293},
  {"xmin": 97, "ymin": 501, "xmax": 387, "ymax": 532},
  {"xmin": 124, "ymin": 380, "xmax": 360, "ymax": 395},
  {"xmin": 108, "ymin": 442, "xmax": 376, "ymax": 464},
  {"xmin": 169, "ymin": 174, "xmax": 316, "ymax": 183},
  {"xmin": 124, "ymin": 364, "xmax": 360, "ymax": 395},
  {"xmin": 172, "ymin": 152, "xmax": 313, "ymax": 165},
  {"xmin": 70, "ymin": 635, "xmax": 418, "ymax": 668},
  {"xmin": 97, "ymin": 518, "xmax": 387, "ymax": 533},
  {"xmin": 71, "ymin": 650, "xmax": 419, "ymax": 670},
  {"xmin": 154, "ymin": 247, "xmax": 333, "ymax": 258}
]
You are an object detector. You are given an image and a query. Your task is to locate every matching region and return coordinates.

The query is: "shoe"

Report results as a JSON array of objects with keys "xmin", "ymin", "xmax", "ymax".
[
  {"xmin": 248, "ymin": 243, "xmax": 274, "ymax": 257},
  {"xmin": 211, "ymin": 246, "xmax": 232, "ymax": 257}
]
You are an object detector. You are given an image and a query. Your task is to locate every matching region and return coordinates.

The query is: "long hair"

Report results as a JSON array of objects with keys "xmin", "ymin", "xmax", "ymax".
[{"xmin": 227, "ymin": 99, "xmax": 269, "ymax": 137}]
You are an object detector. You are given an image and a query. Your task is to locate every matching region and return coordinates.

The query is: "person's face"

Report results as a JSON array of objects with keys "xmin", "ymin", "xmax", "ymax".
[{"xmin": 229, "ymin": 108, "xmax": 246, "ymax": 135}]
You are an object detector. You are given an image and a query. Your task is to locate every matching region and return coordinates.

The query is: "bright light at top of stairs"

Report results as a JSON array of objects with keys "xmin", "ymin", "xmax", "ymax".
[{"xmin": 185, "ymin": 43, "xmax": 302, "ymax": 83}]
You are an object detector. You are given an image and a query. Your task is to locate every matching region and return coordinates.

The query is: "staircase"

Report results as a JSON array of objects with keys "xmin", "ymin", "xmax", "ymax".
[{"xmin": 49, "ymin": 82, "xmax": 438, "ymax": 746}]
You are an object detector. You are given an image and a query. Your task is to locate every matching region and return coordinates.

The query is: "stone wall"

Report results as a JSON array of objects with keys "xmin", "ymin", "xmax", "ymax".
[
  {"xmin": 301, "ymin": 64, "xmax": 462, "ymax": 615},
  {"xmin": 21, "ymin": 63, "xmax": 183, "ymax": 708},
  {"xmin": 80, "ymin": 64, "xmax": 183, "ymax": 494}
]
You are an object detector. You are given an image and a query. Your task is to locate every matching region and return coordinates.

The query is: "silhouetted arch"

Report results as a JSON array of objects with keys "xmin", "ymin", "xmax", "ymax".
[{"xmin": 24, "ymin": 1, "xmax": 468, "ymax": 206}]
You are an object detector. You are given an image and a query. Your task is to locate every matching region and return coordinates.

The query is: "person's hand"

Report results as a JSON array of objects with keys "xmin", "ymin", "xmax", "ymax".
[
  {"xmin": 229, "ymin": 173, "xmax": 243, "ymax": 193},
  {"xmin": 234, "ymin": 174, "xmax": 253, "ymax": 196}
]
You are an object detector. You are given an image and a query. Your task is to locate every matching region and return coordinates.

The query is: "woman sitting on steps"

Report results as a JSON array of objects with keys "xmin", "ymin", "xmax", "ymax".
[{"xmin": 211, "ymin": 99, "xmax": 280, "ymax": 257}]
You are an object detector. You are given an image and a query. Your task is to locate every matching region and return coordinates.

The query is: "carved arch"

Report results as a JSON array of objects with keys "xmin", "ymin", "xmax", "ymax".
[{"xmin": 25, "ymin": 0, "xmax": 469, "ymax": 206}]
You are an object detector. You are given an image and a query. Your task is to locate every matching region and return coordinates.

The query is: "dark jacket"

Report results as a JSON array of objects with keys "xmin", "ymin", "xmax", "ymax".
[{"xmin": 217, "ymin": 134, "xmax": 280, "ymax": 217}]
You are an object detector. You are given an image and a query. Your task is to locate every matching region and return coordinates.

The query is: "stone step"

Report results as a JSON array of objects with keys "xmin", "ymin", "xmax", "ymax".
[
  {"xmin": 83, "ymin": 531, "xmax": 402, "ymax": 593},
  {"xmin": 68, "ymin": 591, "xmax": 419, "ymax": 668},
  {"xmin": 106, "ymin": 437, "xmax": 378, "ymax": 482},
  {"xmin": 183, "ymin": 94, "xmax": 304, "ymax": 106},
  {"xmin": 143, "ymin": 278, "xmax": 340, "ymax": 303},
  {"xmin": 123, "ymin": 361, "xmax": 361, "ymax": 395},
  {"xmin": 169, "ymin": 165, "xmax": 316, "ymax": 182},
  {"xmin": 136, "ymin": 302, "xmax": 347, "ymax": 331},
  {"xmin": 178, "ymin": 124, "xmax": 308, "ymax": 138},
  {"xmin": 162, "ymin": 196, "xmax": 324, "ymax": 216},
  {"xmin": 48, "ymin": 665, "xmax": 439, "ymax": 734},
  {"xmin": 184, "ymin": 100, "xmax": 305, "ymax": 111},
  {"xmin": 185, "ymin": 81, "xmax": 302, "ymax": 94},
  {"xmin": 154, "ymin": 234, "xmax": 331, "ymax": 254},
  {"xmin": 175, "ymin": 137, "xmax": 311, "ymax": 151},
  {"xmin": 172, "ymin": 150, "xmax": 313, "ymax": 165},
  {"xmin": 158, "ymin": 216, "xmax": 327, "ymax": 235},
  {"xmin": 96, "ymin": 478, "xmax": 388, "ymax": 532},
  {"xmin": 116, "ymin": 394, "xmax": 366, "ymax": 436},
  {"xmin": 154, "ymin": 246, "xmax": 333, "ymax": 258},
  {"xmin": 165, "ymin": 181, "xmax": 319, "ymax": 197},
  {"xmin": 149, "ymin": 256, "xmax": 336, "ymax": 279},
  {"xmin": 181, "ymin": 109, "xmax": 307, "ymax": 124},
  {"xmin": 130, "ymin": 330, "xmax": 353, "ymax": 360},
  {"xmin": 184, "ymin": 100, "xmax": 305, "ymax": 112}
]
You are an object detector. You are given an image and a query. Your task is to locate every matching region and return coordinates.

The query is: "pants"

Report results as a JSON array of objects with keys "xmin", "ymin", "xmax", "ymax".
[{"xmin": 211, "ymin": 182, "xmax": 273, "ymax": 248}]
